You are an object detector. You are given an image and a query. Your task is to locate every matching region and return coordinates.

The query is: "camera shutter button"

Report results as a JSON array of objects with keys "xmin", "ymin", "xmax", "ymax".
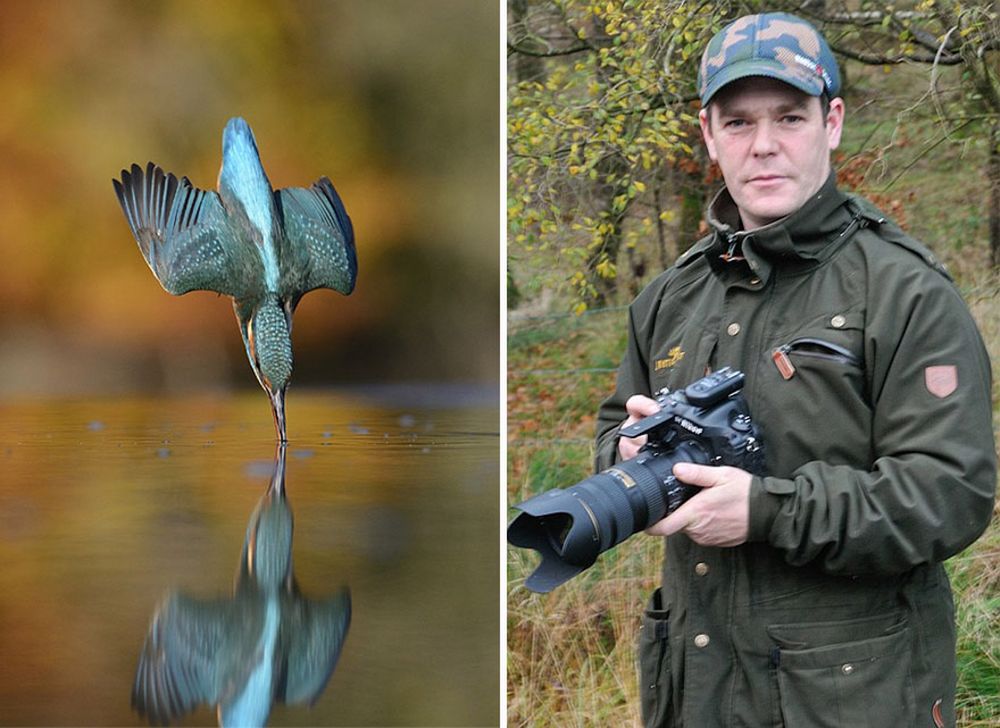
[{"xmin": 732, "ymin": 414, "xmax": 751, "ymax": 432}]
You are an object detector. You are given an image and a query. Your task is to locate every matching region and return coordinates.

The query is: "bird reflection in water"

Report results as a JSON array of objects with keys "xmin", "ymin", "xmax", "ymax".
[{"xmin": 132, "ymin": 445, "xmax": 351, "ymax": 727}]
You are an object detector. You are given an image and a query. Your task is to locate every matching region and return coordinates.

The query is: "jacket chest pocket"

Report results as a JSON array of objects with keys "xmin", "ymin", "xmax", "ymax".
[
  {"xmin": 770, "ymin": 311, "xmax": 865, "ymax": 381},
  {"xmin": 771, "ymin": 336, "xmax": 861, "ymax": 379},
  {"xmin": 760, "ymin": 311, "xmax": 871, "ymax": 475}
]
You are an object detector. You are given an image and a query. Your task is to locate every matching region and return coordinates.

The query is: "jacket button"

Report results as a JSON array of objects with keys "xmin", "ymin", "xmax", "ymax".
[
  {"xmin": 726, "ymin": 323, "xmax": 741, "ymax": 336},
  {"xmin": 749, "ymin": 277, "xmax": 761, "ymax": 286},
  {"xmin": 831, "ymin": 314, "xmax": 846, "ymax": 328},
  {"xmin": 695, "ymin": 562, "xmax": 709, "ymax": 576},
  {"xmin": 694, "ymin": 633, "xmax": 710, "ymax": 648},
  {"xmin": 841, "ymin": 663, "xmax": 854, "ymax": 675}
]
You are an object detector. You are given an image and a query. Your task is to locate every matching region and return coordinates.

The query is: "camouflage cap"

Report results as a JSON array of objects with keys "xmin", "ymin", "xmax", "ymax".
[{"xmin": 698, "ymin": 12, "xmax": 840, "ymax": 105}]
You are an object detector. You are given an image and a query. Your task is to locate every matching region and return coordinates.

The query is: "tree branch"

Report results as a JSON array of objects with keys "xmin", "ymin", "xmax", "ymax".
[
  {"xmin": 507, "ymin": 40, "xmax": 592, "ymax": 58},
  {"xmin": 829, "ymin": 41, "xmax": 964, "ymax": 66}
]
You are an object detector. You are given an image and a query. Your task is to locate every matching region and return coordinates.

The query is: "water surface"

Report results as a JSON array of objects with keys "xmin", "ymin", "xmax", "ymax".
[{"xmin": 0, "ymin": 387, "xmax": 500, "ymax": 726}]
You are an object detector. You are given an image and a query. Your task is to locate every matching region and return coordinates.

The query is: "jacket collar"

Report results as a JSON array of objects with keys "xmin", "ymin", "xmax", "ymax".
[{"xmin": 695, "ymin": 172, "xmax": 857, "ymax": 280}]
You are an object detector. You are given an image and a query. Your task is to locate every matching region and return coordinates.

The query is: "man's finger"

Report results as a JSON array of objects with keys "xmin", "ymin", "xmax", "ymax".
[
  {"xmin": 624, "ymin": 394, "xmax": 660, "ymax": 419},
  {"xmin": 673, "ymin": 462, "xmax": 728, "ymax": 488},
  {"xmin": 647, "ymin": 502, "xmax": 700, "ymax": 537}
]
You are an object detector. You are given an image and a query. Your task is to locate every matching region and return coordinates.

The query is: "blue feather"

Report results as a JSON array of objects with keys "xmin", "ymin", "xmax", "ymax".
[{"xmin": 219, "ymin": 117, "xmax": 280, "ymax": 290}]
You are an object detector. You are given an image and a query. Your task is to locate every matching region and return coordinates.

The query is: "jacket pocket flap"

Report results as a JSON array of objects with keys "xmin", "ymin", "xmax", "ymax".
[{"xmin": 769, "ymin": 615, "xmax": 908, "ymax": 669}]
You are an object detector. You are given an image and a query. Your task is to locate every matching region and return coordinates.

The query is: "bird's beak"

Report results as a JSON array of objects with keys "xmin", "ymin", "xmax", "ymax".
[{"xmin": 270, "ymin": 388, "xmax": 287, "ymax": 443}]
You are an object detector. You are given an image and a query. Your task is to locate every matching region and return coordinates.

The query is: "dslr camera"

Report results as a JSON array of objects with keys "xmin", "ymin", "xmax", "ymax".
[{"xmin": 508, "ymin": 367, "xmax": 765, "ymax": 592}]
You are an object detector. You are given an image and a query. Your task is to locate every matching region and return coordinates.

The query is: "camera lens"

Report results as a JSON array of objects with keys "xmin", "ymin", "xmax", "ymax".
[
  {"xmin": 507, "ymin": 368, "xmax": 764, "ymax": 593},
  {"xmin": 545, "ymin": 514, "xmax": 573, "ymax": 554},
  {"xmin": 507, "ymin": 441, "xmax": 705, "ymax": 593}
]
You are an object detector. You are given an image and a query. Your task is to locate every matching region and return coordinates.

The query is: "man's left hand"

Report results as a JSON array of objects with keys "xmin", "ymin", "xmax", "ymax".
[{"xmin": 644, "ymin": 463, "xmax": 751, "ymax": 547}]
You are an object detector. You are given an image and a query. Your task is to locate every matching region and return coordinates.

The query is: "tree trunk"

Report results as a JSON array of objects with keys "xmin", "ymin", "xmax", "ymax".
[
  {"xmin": 675, "ymin": 146, "xmax": 710, "ymax": 257},
  {"xmin": 654, "ymin": 177, "xmax": 672, "ymax": 270},
  {"xmin": 584, "ymin": 190, "xmax": 628, "ymax": 306},
  {"xmin": 509, "ymin": 0, "xmax": 545, "ymax": 83},
  {"xmin": 990, "ymin": 122, "xmax": 1000, "ymax": 268}
]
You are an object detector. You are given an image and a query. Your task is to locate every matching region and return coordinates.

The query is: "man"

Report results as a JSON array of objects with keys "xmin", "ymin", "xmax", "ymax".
[{"xmin": 594, "ymin": 12, "xmax": 996, "ymax": 728}]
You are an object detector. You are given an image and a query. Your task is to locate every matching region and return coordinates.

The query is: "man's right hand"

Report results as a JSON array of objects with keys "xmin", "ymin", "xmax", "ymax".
[{"xmin": 618, "ymin": 394, "xmax": 661, "ymax": 461}]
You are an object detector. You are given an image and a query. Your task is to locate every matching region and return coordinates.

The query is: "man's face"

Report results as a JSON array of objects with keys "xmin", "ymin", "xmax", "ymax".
[{"xmin": 699, "ymin": 76, "xmax": 844, "ymax": 230}]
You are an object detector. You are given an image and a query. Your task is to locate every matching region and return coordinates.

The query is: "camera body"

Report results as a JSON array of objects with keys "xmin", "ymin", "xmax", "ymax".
[{"xmin": 508, "ymin": 368, "xmax": 765, "ymax": 593}]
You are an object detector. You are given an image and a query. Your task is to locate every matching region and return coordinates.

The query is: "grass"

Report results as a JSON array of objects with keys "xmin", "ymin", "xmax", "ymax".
[{"xmin": 508, "ymin": 310, "xmax": 645, "ymax": 726}]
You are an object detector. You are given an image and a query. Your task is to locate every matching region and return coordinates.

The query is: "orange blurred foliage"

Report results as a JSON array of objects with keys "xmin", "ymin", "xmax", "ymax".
[{"xmin": 0, "ymin": 0, "xmax": 500, "ymax": 396}]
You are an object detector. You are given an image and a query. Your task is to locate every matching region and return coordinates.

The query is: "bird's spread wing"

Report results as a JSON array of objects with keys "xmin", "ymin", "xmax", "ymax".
[
  {"xmin": 113, "ymin": 162, "xmax": 257, "ymax": 298},
  {"xmin": 132, "ymin": 592, "xmax": 262, "ymax": 725},
  {"xmin": 275, "ymin": 178, "xmax": 357, "ymax": 301},
  {"xmin": 280, "ymin": 587, "xmax": 351, "ymax": 706}
]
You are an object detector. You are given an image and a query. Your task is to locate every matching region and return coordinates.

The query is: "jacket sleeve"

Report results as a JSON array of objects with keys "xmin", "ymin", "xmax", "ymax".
[
  {"xmin": 594, "ymin": 302, "xmax": 653, "ymax": 472},
  {"xmin": 748, "ymin": 270, "xmax": 996, "ymax": 575}
]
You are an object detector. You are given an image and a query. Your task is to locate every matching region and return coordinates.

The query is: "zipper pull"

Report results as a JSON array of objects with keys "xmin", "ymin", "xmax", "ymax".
[
  {"xmin": 721, "ymin": 233, "xmax": 744, "ymax": 262},
  {"xmin": 772, "ymin": 347, "xmax": 795, "ymax": 380}
]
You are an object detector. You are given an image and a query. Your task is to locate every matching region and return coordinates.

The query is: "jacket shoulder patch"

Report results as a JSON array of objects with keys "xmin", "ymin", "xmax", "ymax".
[{"xmin": 925, "ymin": 365, "xmax": 958, "ymax": 398}]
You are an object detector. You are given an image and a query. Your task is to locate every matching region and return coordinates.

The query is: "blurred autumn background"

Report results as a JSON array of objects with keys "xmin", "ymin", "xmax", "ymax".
[{"xmin": 0, "ymin": 0, "xmax": 500, "ymax": 398}]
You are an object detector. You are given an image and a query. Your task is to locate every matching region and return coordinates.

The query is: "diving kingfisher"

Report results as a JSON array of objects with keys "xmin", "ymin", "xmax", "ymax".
[{"xmin": 113, "ymin": 117, "xmax": 357, "ymax": 441}]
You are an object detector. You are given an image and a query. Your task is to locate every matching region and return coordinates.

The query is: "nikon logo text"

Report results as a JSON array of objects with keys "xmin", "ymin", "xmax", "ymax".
[{"xmin": 676, "ymin": 418, "xmax": 703, "ymax": 435}]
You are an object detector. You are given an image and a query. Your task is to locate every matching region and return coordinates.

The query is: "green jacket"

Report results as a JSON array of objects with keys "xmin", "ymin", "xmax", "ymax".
[{"xmin": 595, "ymin": 174, "xmax": 996, "ymax": 728}]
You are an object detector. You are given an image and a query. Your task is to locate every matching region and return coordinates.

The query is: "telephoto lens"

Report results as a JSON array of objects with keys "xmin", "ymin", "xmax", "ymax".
[{"xmin": 508, "ymin": 368, "xmax": 765, "ymax": 593}]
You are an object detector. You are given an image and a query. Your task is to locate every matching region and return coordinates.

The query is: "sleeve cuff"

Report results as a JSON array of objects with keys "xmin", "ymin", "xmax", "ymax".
[
  {"xmin": 593, "ymin": 433, "xmax": 621, "ymax": 472},
  {"xmin": 748, "ymin": 475, "xmax": 789, "ymax": 542}
]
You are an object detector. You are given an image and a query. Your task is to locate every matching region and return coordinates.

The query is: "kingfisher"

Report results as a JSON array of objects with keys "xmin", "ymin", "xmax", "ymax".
[
  {"xmin": 113, "ymin": 117, "xmax": 357, "ymax": 442},
  {"xmin": 132, "ymin": 445, "xmax": 352, "ymax": 727}
]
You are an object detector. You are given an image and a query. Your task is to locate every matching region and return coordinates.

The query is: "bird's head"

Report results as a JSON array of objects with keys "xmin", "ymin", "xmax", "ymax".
[{"xmin": 222, "ymin": 117, "xmax": 259, "ymax": 156}]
